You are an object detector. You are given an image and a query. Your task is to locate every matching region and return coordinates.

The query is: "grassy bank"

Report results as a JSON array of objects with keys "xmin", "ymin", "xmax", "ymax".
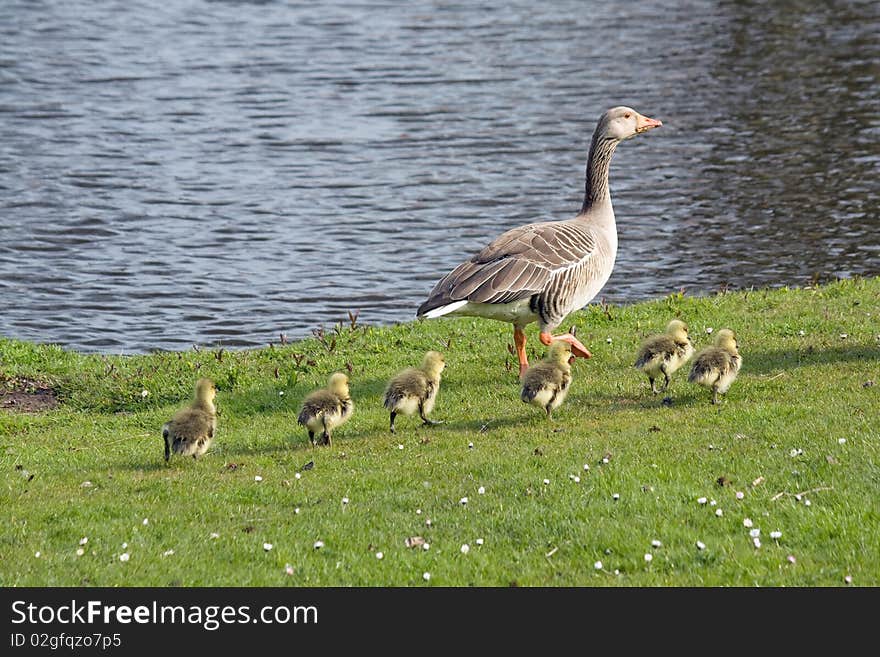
[{"xmin": 1, "ymin": 278, "xmax": 878, "ymax": 586}]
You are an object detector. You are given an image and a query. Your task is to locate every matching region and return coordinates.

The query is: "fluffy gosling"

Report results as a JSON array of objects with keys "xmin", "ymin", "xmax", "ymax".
[
  {"xmin": 162, "ymin": 378, "xmax": 217, "ymax": 461},
  {"xmin": 383, "ymin": 350, "xmax": 446, "ymax": 434},
  {"xmin": 688, "ymin": 328, "xmax": 742, "ymax": 404},
  {"xmin": 297, "ymin": 372, "xmax": 354, "ymax": 446},
  {"xmin": 634, "ymin": 319, "xmax": 695, "ymax": 394},
  {"xmin": 520, "ymin": 340, "xmax": 573, "ymax": 420}
]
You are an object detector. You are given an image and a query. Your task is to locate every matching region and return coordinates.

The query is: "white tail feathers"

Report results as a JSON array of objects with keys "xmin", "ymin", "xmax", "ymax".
[{"xmin": 420, "ymin": 300, "xmax": 468, "ymax": 319}]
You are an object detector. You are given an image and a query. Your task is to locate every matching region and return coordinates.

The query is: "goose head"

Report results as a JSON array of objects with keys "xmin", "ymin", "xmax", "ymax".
[
  {"xmin": 422, "ymin": 350, "xmax": 446, "ymax": 377},
  {"xmin": 547, "ymin": 339, "xmax": 575, "ymax": 366},
  {"xmin": 328, "ymin": 372, "xmax": 350, "ymax": 396},
  {"xmin": 599, "ymin": 106, "xmax": 662, "ymax": 141},
  {"xmin": 194, "ymin": 378, "xmax": 216, "ymax": 404},
  {"xmin": 666, "ymin": 319, "xmax": 690, "ymax": 343},
  {"xmin": 714, "ymin": 329, "xmax": 738, "ymax": 354}
]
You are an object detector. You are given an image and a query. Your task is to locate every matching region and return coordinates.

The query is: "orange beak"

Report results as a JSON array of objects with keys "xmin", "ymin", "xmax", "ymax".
[{"xmin": 636, "ymin": 115, "xmax": 662, "ymax": 133}]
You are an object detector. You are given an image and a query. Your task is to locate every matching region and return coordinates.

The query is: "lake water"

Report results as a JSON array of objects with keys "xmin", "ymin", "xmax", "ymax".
[{"xmin": 1, "ymin": 0, "xmax": 877, "ymax": 353}]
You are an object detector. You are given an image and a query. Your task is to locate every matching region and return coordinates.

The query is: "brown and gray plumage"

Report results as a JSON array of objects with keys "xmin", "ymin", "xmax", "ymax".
[
  {"xmin": 688, "ymin": 329, "xmax": 742, "ymax": 404},
  {"xmin": 417, "ymin": 107, "xmax": 662, "ymax": 379},
  {"xmin": 520, "ymin": 340, "xmax": 574, "ymax": 419},
  {"xmin": 634, "ymin": 319, "xmax": 695, "ymax": 394},
  {"xmin": 162, "ymin": 378, "xmax": 217, "ymax": 461},
  {"xmin": 297, "ymin": 372, "xmax": 353, "ymax": 447},
  {"xmin": 383, "ymin": 351, "xmax": 446, "ymax": 434}
]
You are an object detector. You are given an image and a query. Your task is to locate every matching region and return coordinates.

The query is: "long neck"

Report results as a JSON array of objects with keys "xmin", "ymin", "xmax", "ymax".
[{"xmin": 580, "ymin": 133, "xmax": 619, "ymax": 214}]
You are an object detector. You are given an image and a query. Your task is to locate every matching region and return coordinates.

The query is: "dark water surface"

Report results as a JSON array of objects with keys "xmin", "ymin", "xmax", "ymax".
[{"xmin": 1, "ymin": 0, "xmax": 878, "ymax": 353}]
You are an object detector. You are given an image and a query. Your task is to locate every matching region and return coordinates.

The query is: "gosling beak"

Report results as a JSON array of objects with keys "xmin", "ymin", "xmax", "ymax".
[{"xmin": 636, "ymin": 115, "xmax": 662, "ymax": 133}]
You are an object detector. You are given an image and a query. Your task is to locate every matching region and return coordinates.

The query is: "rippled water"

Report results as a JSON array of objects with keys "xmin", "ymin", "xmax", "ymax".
[{"xmin": 1, "ymin": 0, "xmax": 877, "ymax": 353}]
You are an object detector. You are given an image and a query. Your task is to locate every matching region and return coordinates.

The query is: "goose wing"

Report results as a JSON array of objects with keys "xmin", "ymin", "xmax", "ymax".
[{"xmin": 418, "ymin": 220, "xmax": 597, "ymax": 315}]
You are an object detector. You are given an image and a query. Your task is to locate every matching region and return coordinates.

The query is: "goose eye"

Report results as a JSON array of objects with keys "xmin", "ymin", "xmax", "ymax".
[{"xmin": 624, "ymin": 113, "xmax": 631, "ymax": 119}]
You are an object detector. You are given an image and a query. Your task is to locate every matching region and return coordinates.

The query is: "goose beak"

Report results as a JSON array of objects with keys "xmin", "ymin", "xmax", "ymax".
[{"xmin": 636, "ymin": 115, "xmax": 662, "ymax": 133}]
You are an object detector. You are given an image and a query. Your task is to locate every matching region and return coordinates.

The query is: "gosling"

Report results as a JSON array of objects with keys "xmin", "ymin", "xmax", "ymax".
[
  {"xmin": 520, "ymin": 340, "xmax": 573, "ymax": 420},
  {"xmin": 688, "ymin": 329, "xmax": 742, "ymax": 404},
  {"xmin": 634, "ymin": 319, "xmax": 695, "ymax": 394},
  {"xmin": 162, "ymin": 378, "xmax": 217, "ymax": 461},
  {"xmin": 383, "ymin": 350, "xmax": 446, "ymax": 434},
  {"xmin": 297, "ymin": 372, "xmax": 354, "ymax": 447}
]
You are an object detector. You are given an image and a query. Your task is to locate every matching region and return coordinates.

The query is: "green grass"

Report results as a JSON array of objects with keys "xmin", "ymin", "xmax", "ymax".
[{"xmin": 1, "ymin": 277, "xmax": 878, "ymax": 586}]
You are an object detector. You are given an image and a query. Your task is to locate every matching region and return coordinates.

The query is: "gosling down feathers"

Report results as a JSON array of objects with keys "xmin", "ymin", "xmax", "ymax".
[
  {"xmin": 688, "ymin": 329, "xmax": 742, "ymax": 404},
  {"xmin": 417, "ymin": 106, "xmax": 662, "ymax": 379},
  {"xmin": 297, "ymin": 372, "xmax": 354, "ymax": 446},
  {"xmin": 634, "ymin": 319, "xmax": 695, "ymax": 394},
  {"xmin": 162, "ymin": 378, "xmax": 217, "ymax": 461},
  {"xmin": 521, "ymin": 340, "xmax": 574, "ymax": 420},
  {"xmin": 383, "ymin": 350, "xmax": 446, "ymax": 434}
]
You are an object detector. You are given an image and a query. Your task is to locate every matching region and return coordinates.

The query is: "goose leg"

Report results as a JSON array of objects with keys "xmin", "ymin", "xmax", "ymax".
[
  {"xmin": 539, "ymin": 331, "xmax": 592, "ymax": 359},
  {"xmin": 514, "ymin": 326, "xmax": 529, "ymax": 379},
  {"xmin": 389, "ymin": 411, "xmax": 397, "ymax": 434},
  {"xmin": 419, "ymin": 402, "xmax": 441, "ymax": 426},
  {"xmin": 649, "ymin": 377, "xmax": 657, "ymax": 395},
  {"xmin": 661, "ymin": 366, "xmax": 670, "ymax": 392}
]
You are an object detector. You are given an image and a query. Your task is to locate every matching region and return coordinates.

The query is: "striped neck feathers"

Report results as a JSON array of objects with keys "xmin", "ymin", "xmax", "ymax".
[{"xmin": 580, "ymin": 135, "xmax": 619, "ymax": 214}]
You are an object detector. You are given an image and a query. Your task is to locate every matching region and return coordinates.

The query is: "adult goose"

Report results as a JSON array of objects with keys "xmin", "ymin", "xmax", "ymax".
[{"xmin": 417, "ymin": 106, "xmax": 661, "ymax": 378}]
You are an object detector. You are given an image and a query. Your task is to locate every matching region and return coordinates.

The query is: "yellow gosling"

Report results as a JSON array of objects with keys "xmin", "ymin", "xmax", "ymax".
[
  {"xmin": 634, "ymin": 319, "xmax": 694, "ymax": 394},
  {"xmin": 383, "ymin": 351, "xmax": 446, "ymax": 434},
  {"xmin": 688, "ymin": 329, "xmax": 742, "ymax": 404},
  {"xmin": 520, "ymin": 340, "xmax": 573, "ymax": 420},
  {"xmin": 297, "ymin": 373, "xmax": 354, "ymax": 447},
  {"xmin": 162, "ymin": 378, "xmax": 217, "ymax": 461}
]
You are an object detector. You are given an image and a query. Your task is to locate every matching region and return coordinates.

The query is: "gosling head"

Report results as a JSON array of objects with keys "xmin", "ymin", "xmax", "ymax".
[
  {"xmin": 598, "ymin": 106, "xmax": 662, "ymax": 142},
  {"xmin": 714, "ymin": 329, "xmax": 738, "ymax": 353},
  {"xmin": 422, "ymin": 350, "xmax": 446, "ymax": 377},
  {"xmin": 547, "ymin": 340, "xmax": 574, "ymax": 366},
  {"xmin": 194, "ymin": 378, "xmax": 216, "ymax": 404},
  {"xmin": 666, "ymin": 319, "xmax": 690, "ymax": 342},
  {"xmin": 328, "ymin": 372, "xmax": 350, "ymax": 396}
]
